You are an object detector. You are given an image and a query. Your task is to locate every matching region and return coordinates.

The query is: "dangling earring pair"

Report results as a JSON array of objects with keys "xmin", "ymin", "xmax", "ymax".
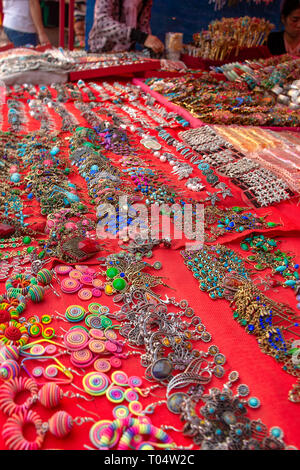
[{"xmin": 0, "ymin": 377, "xmax": 93, "ymax": 416}]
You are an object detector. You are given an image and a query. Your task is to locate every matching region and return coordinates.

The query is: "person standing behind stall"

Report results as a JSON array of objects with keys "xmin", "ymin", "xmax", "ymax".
[
  {"xmin": 2, "ymin": 0, "xmax": 50, "ymax": 47},
  {"xmin": 74, "ymin": 1, "xmax": 87, "ymax": 48},
  {"xmin": 88, "ymin": 0, "xmax": 164, "ymax": 55},
  {"xmin": 267, "ymin": 0, "xmax": 300, "ymax": 55}
]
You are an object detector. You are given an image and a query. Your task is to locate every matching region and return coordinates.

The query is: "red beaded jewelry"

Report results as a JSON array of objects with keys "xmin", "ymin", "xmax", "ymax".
[
  {"xmin": 2, "ymin": 408, "xmax": 94, "ymax": 450},
  {"xmin": 0, "ymin": 378, "xmax": 93, "ymax": 417},
  {"xmin": 2, "ymin": 409, "xmax": 45, "ymax": 450}
]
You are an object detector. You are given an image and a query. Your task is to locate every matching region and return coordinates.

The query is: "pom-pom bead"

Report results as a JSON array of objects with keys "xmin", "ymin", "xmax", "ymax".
[
  {"xmin": 37, "ymin": 269, "xmax": 53, "ymax": 286},
  {"xmin": 117, "ymin": 423, "xmax": 174, "ymax": 450},
  {"xmin": 0, "ymin": 344, "xmax": 19, "ymax": 362},
  {"xmin": 48, "ymin": 410, "xmax": 73, "ymax": 438},
  {"xmin": 38, "ymin": 383, "xmax": 63, "ymax": 408},
  {"xmin": 0, "ymin": 309, "xmax": 11, "ymax": 323},
  {"xmin": 28, "ymin": 285, "xmax": 45, "ymax": 303}
]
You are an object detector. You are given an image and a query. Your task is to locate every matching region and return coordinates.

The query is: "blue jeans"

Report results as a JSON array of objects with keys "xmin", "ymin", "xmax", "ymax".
[
  {"xmin": 4, "ymin": 27, "xmax": 38, "ymax": 47},
  {"xmin": 85, "ymin": 0, "xmax": 96, "ymax": 51}
]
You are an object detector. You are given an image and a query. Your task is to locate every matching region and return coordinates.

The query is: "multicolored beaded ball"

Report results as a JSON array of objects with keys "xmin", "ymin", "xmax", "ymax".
[
  {"xmin": 27, "ymin": 285, "xmax": 45, "ymax": 303},
  {"xmin": 2, "ymin": 409, "xmax": 93, "ymax": 450},
  {"xmin": 36, "ymin": 269, "xmax": 53, "ymax": 286},
  {"xmin": 47, "ymin": 410, "xmax": 74, "ymax": 438},
  {"xmin": 37, "ymin": 382, "xmax": 92, "ymax": 408},
  {"xmin": 0, "ymin": 343, "xmax": 20, "ymax": 378},
  {"xmin": 0, "ymin": 344, "xmax": 19, "ymax": 362}
]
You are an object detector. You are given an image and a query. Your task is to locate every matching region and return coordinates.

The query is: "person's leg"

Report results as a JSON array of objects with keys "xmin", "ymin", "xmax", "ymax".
[
  {"xmin": 3, "ymin": 27, "xmax": 38, "ymax": 47},
  {"xmin": 85, "ymin": 0, "xmax": 96, "ymax": 51}
]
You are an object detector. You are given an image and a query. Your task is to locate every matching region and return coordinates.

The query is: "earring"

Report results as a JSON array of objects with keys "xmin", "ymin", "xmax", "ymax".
[
  {"xmin": 5, "ymin": 273, "xmax": 46, "ymax": 303},
  {"xmin": 2, "ymin": 409, "xmax": 44, "ymax": 450},
  {"xmin": 2, "ymin": 408, "xmax": 94, "ymax": 450},
  {"xmin": 0, "ymin": 344, "xmax": 20, "ymax": 381},
  {"xmin": 35, "ymin": 268, "xmax": 61, "ymax": 298},
  {"xmin": 0, "ymin": 359, "xmax": 21, "ymax": 381},
  {"xmin": 166, "ymin": 357, "xmax": 214, "ymax": 399},
  {"xmin": 38, "ymin": 382, "xmax": 93, "ymax": 408},
  {"xmin": 88, "ymin": 415, "xmax": 176, "ymax": 450},
  {"xmin": 0, "ymin": 291, "xmax": 27, "ymax": 321},
  {"xmin": 20, "ymin": 353, "xmax": 81, "ymax": 384}
]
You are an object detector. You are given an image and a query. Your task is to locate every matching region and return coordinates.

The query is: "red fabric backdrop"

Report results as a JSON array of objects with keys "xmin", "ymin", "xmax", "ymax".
[{"xmin": 0, "ymin": 77, "xmax": 299, "ymax": 450}]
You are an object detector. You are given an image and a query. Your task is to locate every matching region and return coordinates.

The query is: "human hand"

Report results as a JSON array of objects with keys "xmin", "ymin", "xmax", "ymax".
[
  {"xmin": 38, "ymin": 31, "xmax": 51, "ymax": 46},
  {"xmin": 160, "ymin": 59, "xmax": 187, "ymax": 72},
  {"xmin": 144, "ymin": 35, "xmax": 164, "ymax": 54}
]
